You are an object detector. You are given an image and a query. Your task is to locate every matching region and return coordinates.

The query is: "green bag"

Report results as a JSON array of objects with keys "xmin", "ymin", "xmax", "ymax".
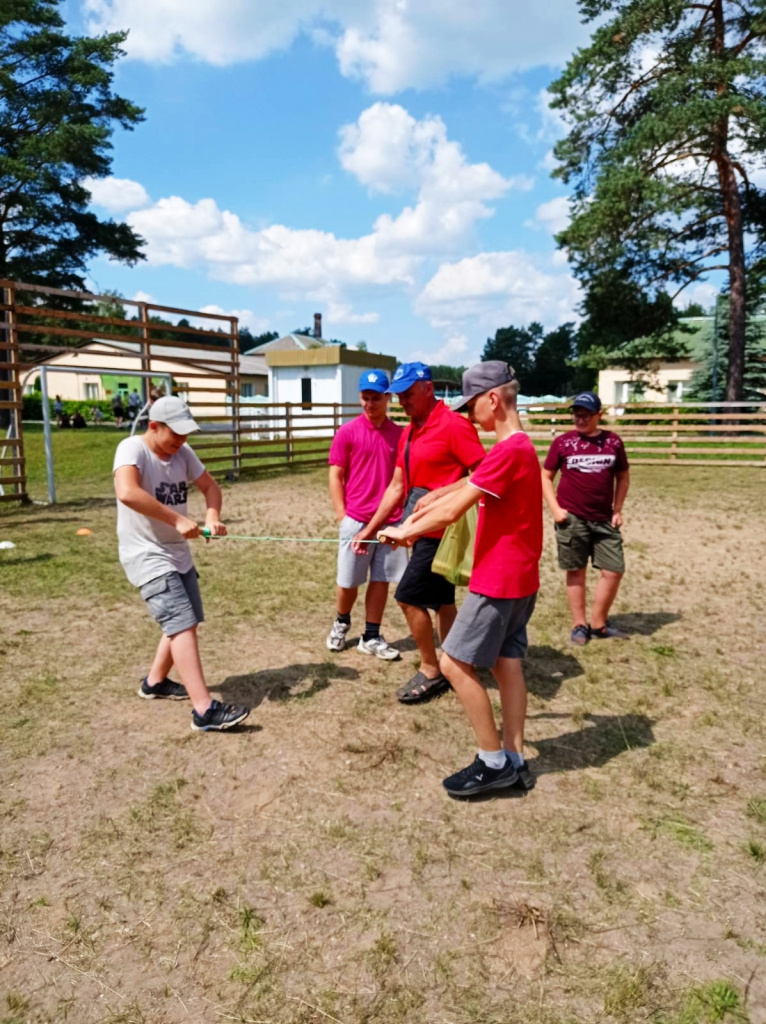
[{"xmin": 431, "ymin": 504, "xmax": 478, "ymax": 587}]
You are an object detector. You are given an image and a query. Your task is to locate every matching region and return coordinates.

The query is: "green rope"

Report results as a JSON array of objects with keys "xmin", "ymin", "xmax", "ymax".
[{"xmin": 202, "ymin": 528, "xmax": 379, "ymax": 544}]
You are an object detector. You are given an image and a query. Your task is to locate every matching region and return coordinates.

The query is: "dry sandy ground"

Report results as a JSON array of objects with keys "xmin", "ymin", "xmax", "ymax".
[{"xmin": 0, "ymin": 465, "xmax": 765, "ymax": 1024}]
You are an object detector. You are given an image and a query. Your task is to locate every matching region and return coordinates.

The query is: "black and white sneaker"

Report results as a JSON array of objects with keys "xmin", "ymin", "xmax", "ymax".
[
  {"xmin": 443, "ymin": 756, "xmax": 518, "ymax": 797},
  {"xmin": 326, "ymin": 619, "xmax": 350, "ymax": 652},
  {"xmin": 138, "ymin": 676, "xmax": 189, "ymax": 700},
  {"xmin": 191, "ymin": 700, "xmax": 250, "ymax": 732}
]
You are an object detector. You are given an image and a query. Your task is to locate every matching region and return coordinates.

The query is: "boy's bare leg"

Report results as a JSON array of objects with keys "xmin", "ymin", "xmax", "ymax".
[
  {"xmin": 565, "ymin": 568, "xmax": 588, "ymax": 626},
  {"xmin": 147, "ymin": 634, "xmax": 174, "ymax": 685},
  {"xmin": 492, "ymin": 657, "xmax": 527, "ymax": 756},
  {"xmin": 364, "ymin": 581, "xmax": 388, "ymax": 623},
  {"xmin": 440, "ymin": 652, "xmax": 501, "ymax": 751},
  {"xmin": 436, "ymin": 603, "xmax": 457, "ymax": 643},
  {"xmin": 590, "ymin": 570, "xmax": 623, "ymax": 630},
  {"xmin": 399, "ymin": 603, "xmax": 441, "ymax": 677},
  {"xmin": 168, "ymin": 626, "xmax": 213, "ymax": 715},
  {"xmin": 336, "ymin": 585, "xmax": 358, "ymax": 617}
]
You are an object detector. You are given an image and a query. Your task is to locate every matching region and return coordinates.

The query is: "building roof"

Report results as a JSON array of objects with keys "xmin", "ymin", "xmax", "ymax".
[
  {"xmin": 265, "ymin": 345, "xmax": 397, "ymax": 370},
  {"xmin": 243, "ymin": 333, "xmax": 323, "ymax": 355}
]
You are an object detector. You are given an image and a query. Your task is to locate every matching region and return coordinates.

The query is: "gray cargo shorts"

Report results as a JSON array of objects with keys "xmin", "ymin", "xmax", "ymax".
[
  {"xmin": 336, "ymin": 515, "xmax": 408, "ymax": 589},
  {"xmin": 442, "ymin": 590, "xmax": 537, "ymax": 667},
  {"xmin": 139, "ymin": 569, "xmax": 204, "ymax": 636}
]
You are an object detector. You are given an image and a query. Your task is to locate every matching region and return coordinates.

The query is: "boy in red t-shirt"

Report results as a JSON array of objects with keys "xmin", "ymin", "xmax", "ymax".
[
  {"xmin": 378, "ymin": 362, "xmax": 543, "ymax": 798},
  {"xmin": 542, "ymin": 391, "xmax": 630, "ymax": 645}
]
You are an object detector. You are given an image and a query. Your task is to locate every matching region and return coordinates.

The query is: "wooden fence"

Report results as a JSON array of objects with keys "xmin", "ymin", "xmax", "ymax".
[
  {"xmin": 206, "ymin": 399, "xmax": 766, "ymax": 473},
  {"xmin": 0, "ymin": 279, "xmax": 239, "ymax": 502}
]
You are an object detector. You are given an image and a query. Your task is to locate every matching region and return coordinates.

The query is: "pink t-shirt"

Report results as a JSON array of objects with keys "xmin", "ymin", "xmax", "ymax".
[
  {"xmin": 329, "ymin": 414, "xmax": 403, "ymax": 523},
  {"xmin": 468, "ymin": 432, "xmax": 543, "ymax": 600}
]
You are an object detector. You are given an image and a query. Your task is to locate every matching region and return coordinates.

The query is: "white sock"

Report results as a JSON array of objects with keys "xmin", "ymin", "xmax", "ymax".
[
  {"xmin": 478, "ymin": 748, "xmax": 506, "ymax": 770},
  {"xmin": 504, "ymin": 749, "xmax": 524, "ymax": 769}
]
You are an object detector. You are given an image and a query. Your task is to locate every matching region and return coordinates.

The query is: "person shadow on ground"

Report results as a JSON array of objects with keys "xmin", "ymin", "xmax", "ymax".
[
  {"xmin": 218, "ymin": 662, "xmax": 361, "ymax": 710},
  {"xmin": 607, "ymin": 611, "xmax": 681, "ymax": 636}
]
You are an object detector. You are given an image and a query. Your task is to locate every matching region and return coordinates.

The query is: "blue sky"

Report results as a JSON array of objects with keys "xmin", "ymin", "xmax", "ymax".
[{"xmin": 65, "ymin": 0, "xmax": 715, "ymax": 365}]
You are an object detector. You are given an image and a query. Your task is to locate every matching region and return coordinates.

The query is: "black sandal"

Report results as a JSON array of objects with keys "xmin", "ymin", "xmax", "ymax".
[{"xmin": 396, "ymin": 671, "xmax": 450, "ymax": 704}]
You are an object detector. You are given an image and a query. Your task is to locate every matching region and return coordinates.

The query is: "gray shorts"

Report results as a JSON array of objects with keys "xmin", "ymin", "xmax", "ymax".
[
  {"xmin": 140, "ymin": 569, "xmax": 204, "ymax": 636},
  {"xmin": 336, "ymin": 515, "xmax": 408, "ymax": 589},
  {"xmin": 442, "ymin": 590, "xmax": 537, "ymax": 667}
]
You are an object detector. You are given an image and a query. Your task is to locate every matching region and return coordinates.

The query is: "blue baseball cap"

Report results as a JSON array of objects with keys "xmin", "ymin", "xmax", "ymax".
[
  {"xmin": 571, "ymin": 391, "xmax": 602, "ymax": 413},
  {"xmin": 386, "ymin": 362, "xmax": 433, "ymax": 394},
  {"xmin": 358, "ymin": 369, "xmax": 390, "ymax": 393}
]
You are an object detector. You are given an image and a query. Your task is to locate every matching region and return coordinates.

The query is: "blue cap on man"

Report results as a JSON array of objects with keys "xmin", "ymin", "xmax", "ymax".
[
  {"xmin": 358, "ymin": 369, "xmax": 390, "ymax": 393},
  {"xmin": 386, "ymin": 361, "xmax": 433, "ymax": 394}
]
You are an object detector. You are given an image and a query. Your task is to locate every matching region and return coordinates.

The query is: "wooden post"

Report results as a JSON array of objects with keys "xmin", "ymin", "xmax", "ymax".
[
  {"xmin": 230, "ymin": 316, "xmax": 241, "ymax": 478},
  {"xmin": 285, "ymin": 402, "xmax": 294, "ymax": 463},
  {"xmin": 333, "ymin": 402, "xmax": 340, "ymax": 434},
  {"xmin": 138, "ymin": 303, "xmax": 151, "ymax": 402},
  {"xmin": 671, "ymin": 405, "xmax": 679, "ymax": 462},
  {"xmin": 4, "ymin": 284, "xmax": 27, "ymax": 502}
]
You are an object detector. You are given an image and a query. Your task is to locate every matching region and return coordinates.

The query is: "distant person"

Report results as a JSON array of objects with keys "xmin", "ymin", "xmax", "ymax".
[
  {"xmin": 133, "ymin": 385, "xmax": 165, "ymax": 435},
  {"xmin": 53, "ymin": 395, "xmax": 64, "ymax": 427},
  {"xmin": 59, "ymin": 411, "xmax": 71, "ymax": 429},
  {"xmin": 92, "ymin": 407, "xmax": 104, "ymax": 425},
  {"xmin": 112, "ymin": 394, "xmax": 125, "ymax": 429},
  {"xmin": 325, "ymin": 369, "xmax": 407, "ymax": 660},
  {"xmin": 378, "ymin": 362, "xmax": 542, "ymax": 797},
  {"xmin": 542, "ymin": 391, "xmax": 630, "ymax": 645},
  {"xmin": 71, "ymin": 410, "xmax": 87, "ymax": 429},
  {"xmin": 355, "ymin": 362, "xmax": 485, "ymax": 704},
  {"xmin": 113, "ymin": 396, "xmax": 250, "ymax": 732},
  {"xmin": 128, "ymin": 388, "xmax": 142, "ymax": 422}
]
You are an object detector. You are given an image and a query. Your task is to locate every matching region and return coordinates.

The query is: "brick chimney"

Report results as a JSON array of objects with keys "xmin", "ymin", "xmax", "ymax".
[{"xmin": 314, "ymin": 312, "xmax": 322, "ymax": 339}]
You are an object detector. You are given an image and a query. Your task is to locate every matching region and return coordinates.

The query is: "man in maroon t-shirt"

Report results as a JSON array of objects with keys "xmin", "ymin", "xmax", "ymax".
[{"xmin": 542, "ymin": 391, "xmax": 630, "ymax": 645}]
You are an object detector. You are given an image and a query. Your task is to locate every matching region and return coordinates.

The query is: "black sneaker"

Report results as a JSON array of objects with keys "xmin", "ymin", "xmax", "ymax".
[
  {"xmin": 590, "ymin": 622, "xmax": 629, "ymax": 640},
  {"xmin": 138, "ymin": 676, "xmax": 189, "ymax": 700},
  {"xmin": 515, "ymin": 759, "xmax": 536, "ymax": 791},
  {"xmin": 443, "ymin": 756, "xmax": 518, "ymax": 797},
  {"xmin": 570, "ymin": 624, "xmax": 590, "ymax": 646},
  {"xmin": 191, "ymin": 700, "xmax": 250, "ymax": 732}
]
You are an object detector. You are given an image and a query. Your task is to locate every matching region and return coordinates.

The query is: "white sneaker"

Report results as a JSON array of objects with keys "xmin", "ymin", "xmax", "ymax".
[
  {"xmin": 326, "ymin": 619, "xmax": 350, "ymax": 652},
  {"xmin": 357, "ymin": 634, "xmax": 400, "ymax": 661}
]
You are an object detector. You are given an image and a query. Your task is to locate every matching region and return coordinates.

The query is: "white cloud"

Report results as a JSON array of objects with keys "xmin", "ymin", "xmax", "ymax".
[
  {"xmin": 84, "ymin": 176, "xmax": 151, "ymax": 212},
  {"xmin": 325, "ymin": 302, "xmax": 379, "ymax": 325},
  {"xmin": 83, "ymin": 0, "xmax": 590, "ymax": 92},
  {"xmin": 124, "ymin": 103, "xmax": 520, "ymax": 300},
  {"xmin": 410, "ymin": 333, "xmax": 479, "ymax": 368},
  {"xmin": 200, "ymin": 305, "xmax": 272, "ymax": 334},
  {"xmin": 132, "ymin": 289, "xmax": 155, "ymax": 303},
  {"xmin": 526, "ymin": 196, "xmax": 570, "ymax": 235},
  {"xmin": 675, "ymin": 282, "xmax": 719, "ymax": 313},
  {"xmin": 416, "ymin": 251, "xmax": 582, "ymax": 330}
]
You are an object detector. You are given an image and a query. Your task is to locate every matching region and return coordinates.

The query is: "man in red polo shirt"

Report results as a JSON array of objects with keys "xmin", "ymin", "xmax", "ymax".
[{"xmin": 354, "ymin": 362, "xmax": 485, "ymax": 703}]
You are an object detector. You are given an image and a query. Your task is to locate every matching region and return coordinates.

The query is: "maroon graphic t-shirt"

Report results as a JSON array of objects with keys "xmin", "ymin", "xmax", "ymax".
[{"xmin": 544, "ymin": 430, "xmax": 629, "ymax": 522}]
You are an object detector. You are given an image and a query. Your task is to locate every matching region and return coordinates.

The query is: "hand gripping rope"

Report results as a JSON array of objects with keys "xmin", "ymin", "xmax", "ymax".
[{"xmin": 201, "ymin": 528, "xmax": 379, "ymax": 544}]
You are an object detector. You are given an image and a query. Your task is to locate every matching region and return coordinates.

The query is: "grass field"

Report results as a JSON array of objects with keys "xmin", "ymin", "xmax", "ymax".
[{"xmin": 1, "ymin": 435, "xmax": 765, "ymax": 1023}]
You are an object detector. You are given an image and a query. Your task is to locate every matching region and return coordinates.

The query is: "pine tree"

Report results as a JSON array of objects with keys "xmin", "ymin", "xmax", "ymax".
[{"xmin": 550, "ymin": 0, "xmax": 766, "ymax": 401}]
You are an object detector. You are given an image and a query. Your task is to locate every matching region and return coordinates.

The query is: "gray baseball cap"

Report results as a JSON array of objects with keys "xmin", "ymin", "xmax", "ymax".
[
  {"xmin": 450, "ymin": 361, "xmax": 515, "ymax": 411},
  {"xmin": 148, "ymin": 396, "xmax": 200, "ymax": 434}
]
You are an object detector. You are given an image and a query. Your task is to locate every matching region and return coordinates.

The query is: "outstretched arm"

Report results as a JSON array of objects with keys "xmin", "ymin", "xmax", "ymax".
[
  {"xmin": 194, "ymin": 470, "xmax": 227, "ymax": 538},
  {"xmin": 351, "ymin": 466, "xmax": 406, "ymax": 552},
  {"xmin": 378, "ymin": 483, "xmax": 481, "ymax": 547}
]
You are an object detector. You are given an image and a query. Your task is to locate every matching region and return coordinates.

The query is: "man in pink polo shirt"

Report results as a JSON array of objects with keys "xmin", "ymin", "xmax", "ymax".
[{"xmin": 326, "ymin": 369, "xmax": 408, "ymax": 660}]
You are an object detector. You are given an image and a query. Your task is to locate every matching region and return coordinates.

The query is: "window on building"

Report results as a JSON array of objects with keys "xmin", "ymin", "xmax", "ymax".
[
  {"xmin": 241, "ymin": 382, "xmax": 254, "ymax": 398},
  {"xmin": 24, "ymin": 383, "xmax": 35, "ymax": 395},
  {"xmin": 666, "ymin": 380, "xmax": 684, "ymax": 402},
  {"xmin": 614, "ymin": 381, "xmax": 631, "ymax": 404},
  {"xmin": 301, "ymin": 377, "xmax": 312, "ymax": 405},
  {"xmin": 84, "ymin": 382, "xmax": 99, "ymax": 400}
]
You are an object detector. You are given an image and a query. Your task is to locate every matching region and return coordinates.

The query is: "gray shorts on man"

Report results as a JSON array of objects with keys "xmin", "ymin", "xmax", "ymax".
[{"xmin": 337, "ymin": 515, "xmax": 408, "ymax": 588}]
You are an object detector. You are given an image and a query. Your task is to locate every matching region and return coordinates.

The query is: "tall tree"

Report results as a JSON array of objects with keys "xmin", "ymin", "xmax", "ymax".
[
  {"xmin": 0, "ymin": 0, "xmax": 145, "ymax": 287},
  {"xmin": 550, "ymin": 0, "xmax": 766, "ymax": 401},
  {"xmin": 526, "ymin": 323, "xmax": 579, "ymax": 396},
  {"xmin": 481, "ymin": 323, "xmax": 544, "ymax": 383}
]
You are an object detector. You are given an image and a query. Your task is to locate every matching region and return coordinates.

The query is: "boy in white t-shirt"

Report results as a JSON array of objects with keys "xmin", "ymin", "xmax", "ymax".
[{"xmin": 113, "ymin": 396, "xmax": 250, "ymax": 732}]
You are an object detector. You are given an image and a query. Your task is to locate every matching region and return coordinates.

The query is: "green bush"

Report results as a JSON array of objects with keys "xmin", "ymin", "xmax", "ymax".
[{"xmin": 22, "ymin": 395, "xmax": 115, "ymax": 422}]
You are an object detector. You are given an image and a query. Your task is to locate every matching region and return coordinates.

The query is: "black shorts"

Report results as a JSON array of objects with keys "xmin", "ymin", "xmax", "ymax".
[{"xmin": 394, "ymin": 537, "xmax": 456, "ymax": 611}]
